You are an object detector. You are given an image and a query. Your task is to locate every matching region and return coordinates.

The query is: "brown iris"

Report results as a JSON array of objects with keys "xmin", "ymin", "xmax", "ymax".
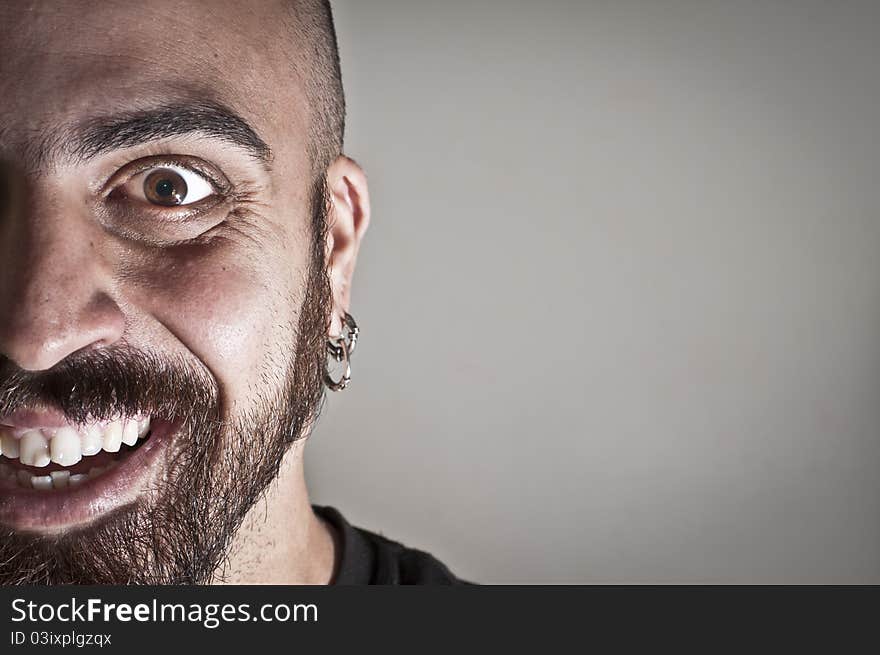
[{"xmin": 143, "ymin": 168, "xmax": 188, "ymax": 206}]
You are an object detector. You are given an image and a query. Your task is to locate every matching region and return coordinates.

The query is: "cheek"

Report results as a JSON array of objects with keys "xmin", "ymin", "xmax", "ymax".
[{"xmin": 127, "ymin": 240, "xmax": 307, "ymax": 406}]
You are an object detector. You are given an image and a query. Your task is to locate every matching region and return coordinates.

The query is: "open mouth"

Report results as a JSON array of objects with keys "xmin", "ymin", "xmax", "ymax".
[
  {"xmin": 0, "ymin": 413, "xmax": 178, "ymax": 532},
  {"xmin": 0, "ymin": 416, "xmax": 153, "ymax": 491}
]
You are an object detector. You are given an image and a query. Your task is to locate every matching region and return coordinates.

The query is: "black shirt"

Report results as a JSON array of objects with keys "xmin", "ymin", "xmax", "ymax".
[{"xmin": 314, "ymin": 505, "xmax": 464, "ymax": 585}]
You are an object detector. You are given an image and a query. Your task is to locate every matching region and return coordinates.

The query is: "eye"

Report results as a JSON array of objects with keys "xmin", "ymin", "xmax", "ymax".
[
  {"xmin": 130, "ymin": 165, "xmax": 216, "ymax": 207},
  {"xmin": 100, "ymin": 157, "xmax": 234, "ymax": 241}
]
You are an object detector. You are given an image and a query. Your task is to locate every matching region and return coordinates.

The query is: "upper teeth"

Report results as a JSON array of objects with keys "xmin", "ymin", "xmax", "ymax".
[{"xmin": 0, "ymin": 416, "xmax": 151, "ymax": 467}]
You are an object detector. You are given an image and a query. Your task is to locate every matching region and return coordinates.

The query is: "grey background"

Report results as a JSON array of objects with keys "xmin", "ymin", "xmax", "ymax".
[{"xmin": 306, "ymin": 0, "xmax": 880, "ymax": 583}]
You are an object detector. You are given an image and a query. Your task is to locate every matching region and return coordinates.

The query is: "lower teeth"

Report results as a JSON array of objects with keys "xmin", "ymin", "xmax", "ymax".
[{"xmin": 0, "ymin": 455, "xmax": 122, "ymax": 491}]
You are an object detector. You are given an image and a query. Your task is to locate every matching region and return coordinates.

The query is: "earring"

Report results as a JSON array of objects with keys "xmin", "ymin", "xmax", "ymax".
[{"xmin": 324, "ymin": 312, "xmax": 359, "ymax": 391}]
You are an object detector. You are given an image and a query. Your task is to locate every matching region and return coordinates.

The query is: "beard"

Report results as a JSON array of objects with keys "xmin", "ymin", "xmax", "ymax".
[{"xmin": 0, "ymin": 177, "xmax": 332, "ymax": 585}]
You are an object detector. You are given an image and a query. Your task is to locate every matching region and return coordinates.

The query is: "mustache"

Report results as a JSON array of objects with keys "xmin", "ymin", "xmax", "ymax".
[{"xmin": 0, "ymin": 345, "xmax": 219, "ymax": 425}]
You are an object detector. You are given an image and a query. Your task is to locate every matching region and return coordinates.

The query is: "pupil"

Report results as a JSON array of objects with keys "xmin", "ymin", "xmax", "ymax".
[{"xmin": 155, "ymin": 179, "xmax": 174, "ymax": 197}]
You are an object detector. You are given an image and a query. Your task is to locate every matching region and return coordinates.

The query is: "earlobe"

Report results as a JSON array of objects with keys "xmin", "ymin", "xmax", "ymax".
[{"xmin": 324, "ymin": 156, "xmax": 370, "ymax": 337}]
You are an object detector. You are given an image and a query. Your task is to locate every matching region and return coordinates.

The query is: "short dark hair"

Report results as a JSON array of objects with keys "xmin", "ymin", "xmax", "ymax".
[{"xmin": 286, "ymin": 1, "xmax": 346, "ymax": 177}]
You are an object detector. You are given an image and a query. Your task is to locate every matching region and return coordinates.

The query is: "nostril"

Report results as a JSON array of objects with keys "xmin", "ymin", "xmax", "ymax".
[{"xmin": 0, "ymin": 292, "xmax": 125, "ymax": 372}]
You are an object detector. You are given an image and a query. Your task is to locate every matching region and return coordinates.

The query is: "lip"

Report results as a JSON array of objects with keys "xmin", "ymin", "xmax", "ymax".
[
  {"xmin": 0, "ymin": 418, "xmax": 179, "ymax": 534},
  {"xmin": 0, "ymin": 407, "xmax": 77, "ymax": 430}
]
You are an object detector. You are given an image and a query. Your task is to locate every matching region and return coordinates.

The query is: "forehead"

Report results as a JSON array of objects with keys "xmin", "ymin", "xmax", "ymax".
[{"xmin": 0, "ymin": 0, "xmax": 302, "ymax": 162}]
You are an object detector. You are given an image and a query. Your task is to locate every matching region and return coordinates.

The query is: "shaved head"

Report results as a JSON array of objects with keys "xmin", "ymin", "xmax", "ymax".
[{"xmin": 286, "ymin": 1, "xmax": 346, "ymax": 177}]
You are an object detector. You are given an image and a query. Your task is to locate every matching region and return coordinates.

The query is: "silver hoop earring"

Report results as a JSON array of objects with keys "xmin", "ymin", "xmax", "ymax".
[{"xmin": 324, "ymin": 312, "xmax": 359, "ymax": 391}]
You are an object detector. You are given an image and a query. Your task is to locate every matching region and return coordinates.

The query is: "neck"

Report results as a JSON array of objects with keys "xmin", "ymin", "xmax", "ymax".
[{"xmin": 214, "ymin": 440, "xmax": 336, "ymax": 584}]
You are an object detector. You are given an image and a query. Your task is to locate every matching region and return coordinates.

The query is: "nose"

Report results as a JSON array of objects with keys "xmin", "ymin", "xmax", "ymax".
[{"xmin": 0, "ymin": 172, "xmax": 125, "ymax": 371}]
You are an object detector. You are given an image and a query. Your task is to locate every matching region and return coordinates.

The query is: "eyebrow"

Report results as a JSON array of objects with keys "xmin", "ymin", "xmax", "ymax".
[{"xmin": 67, "ymin": 101, "xmax": 273, "ymax": 166}]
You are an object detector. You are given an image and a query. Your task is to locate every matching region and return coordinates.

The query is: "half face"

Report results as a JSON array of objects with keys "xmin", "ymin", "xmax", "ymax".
[{"xmin": 0, "ymin": 0, "xmax": 333, "ymax": 583}]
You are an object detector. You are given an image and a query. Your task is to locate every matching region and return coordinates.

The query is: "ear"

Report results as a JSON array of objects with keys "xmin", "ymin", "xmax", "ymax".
[{"xmin": 325, "ymin": 156, "xmax": 371, "ymax": 337}]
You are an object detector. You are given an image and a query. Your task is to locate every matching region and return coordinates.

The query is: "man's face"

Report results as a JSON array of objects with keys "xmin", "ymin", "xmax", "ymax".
[{"xmin": 0, "ymin": 0, "xmax": 333, "ymax": 582}]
